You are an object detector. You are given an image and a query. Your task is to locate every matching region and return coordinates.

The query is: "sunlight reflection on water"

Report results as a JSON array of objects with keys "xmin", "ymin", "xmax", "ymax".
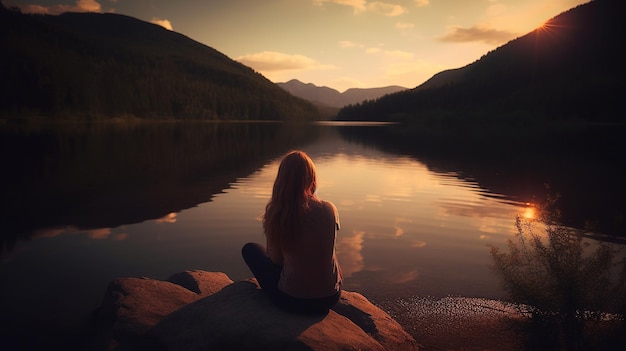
[{"xmin": 199, "ymin": 134, "xmax": 531, "ymax": 301}]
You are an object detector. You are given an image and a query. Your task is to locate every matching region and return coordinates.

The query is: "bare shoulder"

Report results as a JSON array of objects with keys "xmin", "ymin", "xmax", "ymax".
[
  {"xmin": 314, "ymin": 198, "xmax": 336, "ymax": 211},
  {"xmin": 319, "ymin": 199, "xmax": 340, "ymax": 229},
  {"xmin": 309, "ymin": 197, "xmax": 338, "ymax": 216},
  {"xmin": 323, "ymin": 200, "xmax": 338, "ymax": 214}
]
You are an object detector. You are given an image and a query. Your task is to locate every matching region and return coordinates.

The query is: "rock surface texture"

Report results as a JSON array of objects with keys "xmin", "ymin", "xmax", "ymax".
[{"xmin": 93, "ymin": 270, "xmax": 420, "ymax": 351}]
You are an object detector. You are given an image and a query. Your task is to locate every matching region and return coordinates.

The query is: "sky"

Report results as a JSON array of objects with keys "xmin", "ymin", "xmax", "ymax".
[{"xmin": 7, "ymin": 0, "xmax": 589, "ymax": 92}]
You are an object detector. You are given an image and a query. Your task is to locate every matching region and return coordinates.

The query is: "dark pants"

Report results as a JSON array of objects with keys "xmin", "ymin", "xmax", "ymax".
[{"xmin": 241, "ymin": 242, "xmax": 340, "ymax": 315}]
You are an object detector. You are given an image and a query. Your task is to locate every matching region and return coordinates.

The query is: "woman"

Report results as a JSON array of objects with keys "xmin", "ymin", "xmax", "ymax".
[{"xmin": 242, "ymin": 150, "xmax": 342, "ymax": 315}]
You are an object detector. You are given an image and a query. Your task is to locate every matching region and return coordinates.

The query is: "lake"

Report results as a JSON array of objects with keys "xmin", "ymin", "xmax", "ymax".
[{"xmin": 1, "ymin": 120, "xmax": 624, "ymax": 348}]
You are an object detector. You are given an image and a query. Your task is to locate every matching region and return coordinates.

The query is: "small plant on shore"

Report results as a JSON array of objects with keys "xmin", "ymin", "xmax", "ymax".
[{"xmin": 490, "ymin": 193, "xmax": 625, "ymax": 350}]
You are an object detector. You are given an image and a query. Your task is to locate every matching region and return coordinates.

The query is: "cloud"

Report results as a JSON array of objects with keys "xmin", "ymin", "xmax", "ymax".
[
  {"xmin": 150, "ymin": 17, "xmax": 173, "ymax": 31},
  {"xmin": 16, "ymin": 0, "xmax": 102, "ymax": 14},
  {"xmin": 414, "ymin": 0, "xmax": 429, "ymax": 7},
  {"xmin": 313, "ymin": 0, "xmax": 366, "ymax": 13},
  {"xmin": 339, "ymin": 40, "xmax": 415, "ymax": 60},
  {"xmin": 313, "ymin": 0, "xmax": 405, "ymax": 16},
  {"xmin": 235, "ymin": 51, "xmax": 334, "ymax": 72},
  {"xmin": 338, "ymin": 40, "xmax": 364, "ymax": 49},
  {"xmin": 367, "ymin": 2, "xmax": 405, "ymax": 16},
  {"xmin": 339, "ymin": 40, "xmax": 385, "ymax": 54},
  {"xmin": 438, "ymin": 25, "xmax": 517, "ymax": 45},
  {"xmin": 396, "ymin": 22, "xmax": 414, "ymax": 29}
]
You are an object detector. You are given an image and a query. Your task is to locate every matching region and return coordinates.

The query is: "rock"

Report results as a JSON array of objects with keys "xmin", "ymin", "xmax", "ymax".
[{"xmin": 93, "ymin": 270, "xmax": 420, "ymax": 351}]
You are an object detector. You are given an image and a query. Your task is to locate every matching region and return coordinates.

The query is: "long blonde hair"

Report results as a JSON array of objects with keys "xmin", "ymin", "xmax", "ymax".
[{"xmin": 263, "ymin": 150, "xmax": 317, "ymax": 250}]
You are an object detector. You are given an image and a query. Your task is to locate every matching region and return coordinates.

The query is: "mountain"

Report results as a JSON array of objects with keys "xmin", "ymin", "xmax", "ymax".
[
  {"xmin": 0, "ymin": 4, "xmax": 318, "ymax": 121},
  {"xmin": 336, "ymin": 0, "xmax": 623, "ymax": 128},
  {"xmin": 277, "ymin": 79, "xmax": 407, "ymax": 108}
]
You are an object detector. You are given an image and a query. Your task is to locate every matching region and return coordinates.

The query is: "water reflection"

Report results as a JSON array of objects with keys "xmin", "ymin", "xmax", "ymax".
[
  {"xmin": 0, "ymin": 121, "xmax": 317, "ymax": 254},
  {"xmin": 336, "ymin": 230, "xmax": 365, "ymax": 278},
  {"xmin": 156, "ymin": 212, "xmax": 178, "ymax": 224},
  {"xmin": 32, "ymin": 226, "xmax": 126, "ymax": 241},
  {"xmin": 1, "ymin": 121, "xmax": 623, "ymax": 350},
  {"xmin": 337, "ymin": 123, "xmax": 626, "ymax": 237}
]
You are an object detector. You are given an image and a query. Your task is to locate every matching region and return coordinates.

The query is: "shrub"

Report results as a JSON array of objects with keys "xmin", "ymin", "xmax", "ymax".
[{"xmin": 490, "ymin": 194, "xmax": 625, "ymax": 350}]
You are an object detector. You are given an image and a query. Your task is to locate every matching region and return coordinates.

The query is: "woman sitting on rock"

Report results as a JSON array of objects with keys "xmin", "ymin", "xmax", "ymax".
[{"xmin": 242, "ymin": 150, "xmax": 342, "ymax": 315}]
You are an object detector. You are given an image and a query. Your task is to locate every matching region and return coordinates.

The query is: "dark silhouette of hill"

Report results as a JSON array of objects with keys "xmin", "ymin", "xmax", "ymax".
[
  {"xmin": 342, "ymin": 86, "xmax": 408, "ymax": 105},
  {"xmin": 278, "ymin": 79, "xmax": 407, "ymax": 108},
  {"xmin": 411, "ymin": 67, "xmax": 466, "ymax": 92},
  {"xmin": 336, "ymin": 0, "xmax": 623, "ymax": 129},
  {"xmin": 0, "ymin": 4, "xmax": 318, "ymax": 120}
]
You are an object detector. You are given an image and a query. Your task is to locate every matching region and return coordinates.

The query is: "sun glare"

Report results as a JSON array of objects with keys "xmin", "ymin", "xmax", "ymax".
[
  {"xmin": 522, "ymin": 203, "xmax": 536, "ymax": 220},
  {"xmin": 537, "ymin": 20, "xmax": 552, "ymax": 33},
  {"xmin": 535, "ymin": 18, "xmax": 569, "ymax": 36}
]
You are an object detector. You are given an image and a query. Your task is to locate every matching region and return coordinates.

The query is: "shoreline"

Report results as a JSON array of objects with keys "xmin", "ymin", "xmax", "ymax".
[
  {"xmin": 377, "ymin": 296, "xmax": 525, "ymax": 351},
  {"xmin": 375, "ymin": 295, "xmax": 625, "ymax": 351}
]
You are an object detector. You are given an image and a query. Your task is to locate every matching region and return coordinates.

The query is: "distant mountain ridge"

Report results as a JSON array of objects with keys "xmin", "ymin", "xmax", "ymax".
[
  {"xmin": 337, "ymin": 0, "xmax": 623, "ymax": 127},
  {"xmin": 0, "ymin": 4, "xmax": 318, "ymax": 120},
  {"xmin": 277, "ymin": 79, "xmax": 407, "ymax": 108}
]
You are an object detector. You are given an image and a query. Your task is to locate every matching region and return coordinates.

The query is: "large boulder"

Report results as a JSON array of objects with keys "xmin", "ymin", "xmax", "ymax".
[{"xmin": 93, "ymin": 270, "xmax": 420, "ymax": 351}]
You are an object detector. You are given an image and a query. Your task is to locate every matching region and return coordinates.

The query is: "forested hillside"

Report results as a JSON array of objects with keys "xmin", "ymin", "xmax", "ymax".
[
  {"xmin": 336, "ymin": 0, "xmax": 622, "ymax": 129},
  {"xmin": 0, "ymin": 4, "xmax": 319, "ymax": 121}
]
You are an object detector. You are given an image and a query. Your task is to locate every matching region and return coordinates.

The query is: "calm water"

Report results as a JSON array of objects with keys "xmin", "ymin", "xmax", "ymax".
[{"xmin": 1, "ymin": 121, "xmax": 624, "ymax": 346}]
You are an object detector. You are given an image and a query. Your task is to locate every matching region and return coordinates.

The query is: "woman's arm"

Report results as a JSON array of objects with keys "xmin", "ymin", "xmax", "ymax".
[{"xmin": 266, "ymin": 237, "xmax": 284, "ymax": 264}]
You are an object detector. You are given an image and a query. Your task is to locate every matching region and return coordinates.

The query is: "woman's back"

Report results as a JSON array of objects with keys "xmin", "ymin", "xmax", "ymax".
[{"xmin": 277, "ymin": 198, "xmax": 342, "ymax": 299}]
